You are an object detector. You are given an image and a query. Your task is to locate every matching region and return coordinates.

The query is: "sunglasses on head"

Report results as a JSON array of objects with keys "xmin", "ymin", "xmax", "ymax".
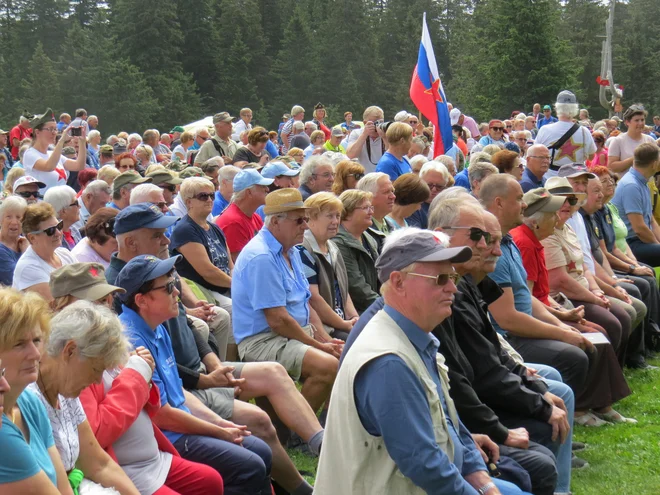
[
  {"xmin": 144, "ymin": 279, "xmax": 177, "ymax": 295},
  {"xmin": 103, "ymin": 218, "xmax": 116, "ymax": 237},
  {"xmin": 30, "ymin": 220, "xmax": 64, "ymax": 236},
  {"xmin": 442, "ymin": 226, "xmax": 492, "ymax": 245},
  {"xmin": 17, "ymin": 191, "xmax": 43, "ymax": 199},
  {"xmin": 159, "ymin": 184, "xmax": 177, "ymax": 193},
  {"xmin": 407, "ymin": 271, "xmax": 462, "ymax": 286},
  {"xmin": 193, "ymin": 192, "xmax": 214, "ymax": 202}
]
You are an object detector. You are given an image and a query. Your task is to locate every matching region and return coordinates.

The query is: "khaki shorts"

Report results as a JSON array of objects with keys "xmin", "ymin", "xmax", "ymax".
[
  {"xmin": 237, "ymin": 325, "xmax": 313, "ymax": 381},
  {"xmin": 189, "ymin": 362, "xmax": 245, "ymax": 419}
]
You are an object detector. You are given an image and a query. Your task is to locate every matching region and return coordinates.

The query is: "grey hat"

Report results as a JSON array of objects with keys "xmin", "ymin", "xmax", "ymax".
[
  {"xmin": 112, "ymin": 142, "xmax": 128, "ymax": 155},
  {"xmin": 522, "ymin": 188, "xmax": 566, "ymax": 217},
  {"xmin": 556, "ymin": 90, "xmax": 577, "ymax": 105},
  {"xmin": 375, "ymin": 228, "xmax": 472, "ymax": 284},
  {"xmin": 557, "ymin": 163, "xmax": 595, "ymax": 179},
  {"xmin": 147, "ymin": 170, "xmax": 183, "ymax": 185},
  {"xmin": 213, "ymin": 112, "xmax": 234, "ymax": 124}
]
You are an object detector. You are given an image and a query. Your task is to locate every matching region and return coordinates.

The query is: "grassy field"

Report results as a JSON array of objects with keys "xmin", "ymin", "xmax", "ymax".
[{"xmin": 290, "ymin": 358, "xmax": 660, "ymax": 493}]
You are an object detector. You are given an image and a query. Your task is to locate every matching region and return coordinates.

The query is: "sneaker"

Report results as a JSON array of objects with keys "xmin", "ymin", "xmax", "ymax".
[
  {"xmin": 572, "ymin": 441, "xmax": 586, "ymax": 451},
  {"xmin": 571, "ymin": 453, "xmax": 590, "ymax": 469}
]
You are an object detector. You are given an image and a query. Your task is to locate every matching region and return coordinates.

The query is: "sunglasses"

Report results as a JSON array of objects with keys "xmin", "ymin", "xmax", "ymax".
[
  {"xmin": 17, "ymin": 191, "xmax": 43, "ymax": 199},
  {"xmin": 426, "ymin": 183, "xmax": 446, "ymax": 191},
  {"xmin": 67, "ymin": 200, "xmax": 79, "ymax": 208},
  {"xmin": 30, "ymin": 220, "xmax": 64, "ymax": 236},
  {"xmin": 407, "ymin": 271, "xmax": 462, "ymax": 286},
  {"xmin": 144, "ymin": 279, "xmax": 177, "ymax": 295},
  {"xmin": 159, "ymin": 184, "xmax": 177, "ymax": 193},
  {"xmin": 441, "ymin": 226, "xmax": 492, "ymax": 245},
  {"xmin": 193, "ymin": 192, "xmax": 214, "ymax": 202},
  {"xmin": 199, "ymin": 136, "xmax": 209, "ymax": 141},
  {"xmin": 288, "ymin": 216, "xmax": 310, "ymax": 225},
  {"xmin": 349, "ymin": 173, "xmax": 365, "ymax": 181},
  {"xmin": 565, "ymin": 197, "xmax": 579, "ymax": 206},
  {"xmin": 491, "ymin": 127, "xmax": 504, "ymax": 131},
  {"xmin": 154, "ymin": 201, "xmax": 168, "ymax": 211}
]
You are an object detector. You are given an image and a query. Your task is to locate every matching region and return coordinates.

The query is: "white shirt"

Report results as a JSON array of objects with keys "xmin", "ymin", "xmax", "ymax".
[
  {"xmin": 607, "ymin": 133, "xmax": 656, "ymax": 172},
  {"xmin": 71, "ymin": 238, "xmax": 109, "ymax": 268},
  {"xmin": 535, "ymin": 121, "xmax": 596, "ymax": 177},
  {"xmin": 346, "ymin": 128, "xmax": 385, "ymax": 173},
  {"xmin": 12, "ymin": 246, "xmax": 78, "ymax": 291},
  {"xmin": 566, "ymin": 213, "xmax": 596, "ymax": 273},
  {"xmin": 22, "ymin": 147, "xmax": 69, "ymax": 192},
  {"xmin": 231, "ymin": 120, "xmax": 252, "ymax": 142}
]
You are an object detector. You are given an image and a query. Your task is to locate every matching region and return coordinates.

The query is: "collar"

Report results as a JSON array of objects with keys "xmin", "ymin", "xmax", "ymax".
[
  {"xmin": 630, "ymin": 167, "xmax": 651, "ymax": 184},
  {"xmin": 501, "ymin": 233, "xmax": 514, "ymax": 246},
  {"xmin": 523, "ymin": 166, "xmax": 543, "ymax": 183},
  {"xmin": 383, "ymin": 304, "xmax": 438, "ymax": 355},
  {"xmin": 516, "ymin": 224, "xmax": 543, "ymax": 248},
  {"xmin": 109, "ymin": 253, "xmax": 127, "ymax": 272},
  {"xmin": 120, "ymin": 305, "xmax": 159, "ymax": 336},
  {"xmin": 262, "ymin": 227, "xmax": 293, "ymax": 257},
  {"xmin": 299, "ymin": 184, "xmax": 313, "ymax": 195}
]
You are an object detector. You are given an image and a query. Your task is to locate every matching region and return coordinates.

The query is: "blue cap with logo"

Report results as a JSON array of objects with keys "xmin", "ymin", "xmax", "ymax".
[
  {"xmin": 114, "ymin": 203, "xmax": 178, "ymax": 235},
  {"xmin": 261, "ymin": 161, "xmax": 300, "ymax": 179},
  {"xmin": 116, "ymin": 254, "xmax": 181, "ymax": 302},
  {"xmin": 233, "ymin": 169, "xmax": 273, "ymax": 193}
]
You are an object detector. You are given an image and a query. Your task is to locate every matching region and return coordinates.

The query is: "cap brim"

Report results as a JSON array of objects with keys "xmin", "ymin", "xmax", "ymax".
[
  {"xmin": 450, "ymin": 118, "xmax": 459, "ymax": 126},
  {"xmin": 547, "ymin": 187, "xmax": 587, "ymax": 199},
  {"xmin": 141, "ymin": 215, "xmax": 179, "ymax": 231},
  {"xmin": 280, "ymin": 170, "xmax": 300, "ymax": 177},
  {"xmin": 566, "ymin": 172, "xmax": 596, "ymax": 179},
  {"xmin": 417, "ymin": 245, "xmax": 473, "ymax": 264},
  {"xmin": 147, "ymin": 255, "xmax": 181, "ymax": 282},
  {"xmin": 70, "ymin": 283, "xmax": 125, "ymax": 301},
  {"xmin": 257, "ymin": 178, "xmax": 275, "ymax": 186},
  {"xmin": 524, "ymin": 195, "xmax": 567, "ymax": 217}
]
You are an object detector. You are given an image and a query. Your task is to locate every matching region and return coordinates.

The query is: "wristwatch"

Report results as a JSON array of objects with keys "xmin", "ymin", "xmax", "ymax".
[
  {"xmin": 478, "ymin": 482, "xmax": 496, "ymax": 495},
  {"xmin": 628, "ymin": 264, "xmax": 636, "ymax": 274}
]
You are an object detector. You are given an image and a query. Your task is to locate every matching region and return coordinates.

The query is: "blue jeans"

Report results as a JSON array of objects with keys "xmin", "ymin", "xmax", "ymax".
[
  {"xmin": 528, "ymin": 363, "xmax": 575, "ymax": 494},
  {"xmin": 494, "ymin": 478, "xmax": 533, "ymax": 495},
  {"xmin": 173, "ymin": 433, "xmax": 272, "ymax": 495}
]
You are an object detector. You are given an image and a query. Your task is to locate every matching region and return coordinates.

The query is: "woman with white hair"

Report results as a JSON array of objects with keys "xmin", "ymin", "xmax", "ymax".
[
  {"xmin": 134, "ymin": 144, "xmax": 153, "ymax": 174},
  {"xmin": 127, "ymin": 133, "xmax": 142, "ymax": 151},
  {"xmin": 87, "ymin": 130, "xmax": 102, "ymax": 169},
  {"xmin": 29, "ymin": 300, "xmax": 141, "ymax": 494},
  {"xmin": 169, "ymin": 177, "xmax": 233, "ymax": 312},
  {"xmin": 0, "ymin": 195, "xmax": 28, "ymax": 285},
  {"xmin": 44, "ymin": 185, "xmax": 81, "ymax": 249},
  {"xmin": 408, "ymin": 154, "xmax": 428, "ymax": 175}
]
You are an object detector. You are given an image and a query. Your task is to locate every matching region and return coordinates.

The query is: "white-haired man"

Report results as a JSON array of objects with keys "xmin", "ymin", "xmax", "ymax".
[
  {"xmin": 194, "ymin": 112, "xmax": 238, "ymax": 165},
  {"xmin": 298, "ymin": 156, "xmax": 335, "ymax": 200},
  {"xmin": 73, "ymin": 179, "xmax": 112, "ymax": 230},
  {"xmin": 108, "ymin": 170, "xmax": 152, "ymax": 210},
  {"xmin": 357, "ymin": 172, "xmax": 396, "ymax": 249},
  {"xmin": 346, "ymin": 106, "xmax": 386, "ymax": 173},
  {"xmin": 231, "ymin": 107, "xmax": 253, "ymax": 141},
  {"xmin": 212, "ymin": 165, "xmax": 241, "ymax": 216},
  {"xmin": 468, "ymin": 162, "xmax": 499, "ymax": 199},
  {"xmin": 280, "ymin": 105, "xmax": 306, "ymax": 153},
  {"xmin": 406, "ymin": 161, "xmax": 451, "ymax": 229},
  {"xmin": 520, "ymin": 145, "xmax": 551, "ymax": 193},
  {"xmin": 130, "ymin": 183, "xmax": 168, "ymax": 214},
  {"xmin": 534, "ymin": 91, "xmax": 596, "ymax": 178},
  {"xmin": 289, "ymin": 121, "xmax": 310, "ymax": 150}
]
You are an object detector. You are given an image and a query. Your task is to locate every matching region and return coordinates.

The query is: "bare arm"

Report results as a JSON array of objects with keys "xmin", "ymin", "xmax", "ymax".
[
  {"xmin": 76, "ymin": 420, "xmax": 140, "ymax": 495},
  {"xmin": 607, "ymin": 154, "xmax": 633, "ymax": 174},
  {"xmin": 49, "ymin": 445, "xmax": 74, "ymax": 495},
  {"xmin": 346, "ymin": 130, "xmax": 368, "ymax": 159},
  {"xmin": 23, "ymin": 282, "xmax": 53, "ymax": 301},
  {"xmin": 547, "ymin": 266, "xmax": 600, "ymax": 303},
  {"xmin": 0, "ymin": 469, "xmax": 65, "ymax": 495},
  {"xmin": 177, "ymin": 242, "xmax": 231, "ymax": 288},
  {"xmin": 628, "ymin": 213, "xmax": 659, "ymax": 243},
  {"xmin": 263, "ymin": 306, "xmax": 319, "ymax": 347},
  {"xmin": 308, "ymin": 284, "xmax": 351, "ymax": 332}
]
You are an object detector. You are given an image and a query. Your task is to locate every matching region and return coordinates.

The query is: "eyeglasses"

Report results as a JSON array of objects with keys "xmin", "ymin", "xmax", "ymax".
[
  {"xmin": 565, "ymin": 197, "xmax": 579, "ymax": 206},
  {"xmin": 144, "ymin": 279, "xmax": 177, "ymax": 295},
  {"xmin": 355, "ymin": 204, "xmax": 374, "ymax": 213},
  {"xmin": 159, "ymin": 184, "xmax": 177, "ymax": 193},
  {"xmin": 600, "ymin": 177, "xmax": 615, "ymax": 185},
  {"xmin": 491, "ymin": 127, "xmax": 504, "ymax": 131},
  {"xmin": 42, "ymin": 126, "xmax": 58, "ymax": 133},
  {"xmin": 441, "ymin": 226, "xmax": 492, "ymax": 245},
  {"xmin": 313, "ymin": 172, "xmax": 335, "ymax": 179},
  {"xmin": 199, "ymin": 136, "xmax": 209, "ymax": 141},
  {"xmin": 349, "ymin": 173, "xmax": 365, "ymax": 181},
  {"xmin": 16, "ymin": 191, "xmax": 43, "ymax": 199},
  {"xmin": 154, "ymin": 201, "xmax": 168, "ymax": 211},
  {"xmin": 193, "ymin": 192, "xmax": 214, "ymax": 202},
  {"xmin": 528, "ymin": 156, "xmax": 551, "ymax": 162},
  {"xmin": 407, "ymin": 271, "xmax": 461, "ymax": 286},
  {"xmin": 287, "ymin": 216, "xmax": 309, "ymax": 225},
  {"xmin": 30, "ymin": 220, "xmax": 63, "ymax": 236},
  {"xmin": 506, "ymin": 125, "xmax": 513, "ymax": 129},
  {"xmin": 426, "ymin": 183, "xmax": 446, "ymax": 191}
]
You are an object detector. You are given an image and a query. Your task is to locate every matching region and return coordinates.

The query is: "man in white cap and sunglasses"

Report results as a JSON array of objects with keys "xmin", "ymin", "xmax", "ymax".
[{"xmin": 316, "ymin": 228, "xmax": 517, "ymax": 495}]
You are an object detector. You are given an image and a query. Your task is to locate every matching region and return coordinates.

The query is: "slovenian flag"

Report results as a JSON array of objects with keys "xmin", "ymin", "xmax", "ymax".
[{"xmin": 410, "ymin": 13, "xmax": 453, "ymax": 158}]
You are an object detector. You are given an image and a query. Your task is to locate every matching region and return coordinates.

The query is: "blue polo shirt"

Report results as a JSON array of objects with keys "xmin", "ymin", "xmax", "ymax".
[
  {"xmin": 232, "ymin": 227, "xmax": 311, "ymax": 344},
  {"xmin": 488, "ymin": 234, "xmax": 533, "ymax": 335},
  {"xmin": 347, "ymin": 302, "xmax": 486, "ymax": 494},
  {"xmin": 119, "ymin": 306, "xmax": 190, "ymax": 444},
  {"xmin": 519, "ymin": 167, "xmax": 545, "ymax": 193},
  {"xmin": 212, "ymin": 192, "xmax": 230, "ymax": 216},
  {"xmin": 612, "ymin": 167, "xmax": 653, "ymax": 240},
  {"xmin": 375, "ymin": 152, "xmax": 412, "ymax": 181},
  {"xmin": 454, "ymin": 168, "xmax": 471, "ymax": 191}
]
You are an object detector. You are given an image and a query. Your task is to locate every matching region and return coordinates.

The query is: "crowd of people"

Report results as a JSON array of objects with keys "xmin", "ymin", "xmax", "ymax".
[{"xmin": 1, "ymin": 93, "xmax": 660, "ymax": 495}]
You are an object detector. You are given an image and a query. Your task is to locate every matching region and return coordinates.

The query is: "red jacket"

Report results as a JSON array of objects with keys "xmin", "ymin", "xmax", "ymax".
[{"xmin": 79, "ymin": 367, "xmax": 180, "ymax": 462}]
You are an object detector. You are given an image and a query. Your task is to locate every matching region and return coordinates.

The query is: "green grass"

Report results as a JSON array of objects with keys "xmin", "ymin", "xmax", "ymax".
[{"xmin": 290, "ymin": 358, "xmax": 660, "ymax": 493}]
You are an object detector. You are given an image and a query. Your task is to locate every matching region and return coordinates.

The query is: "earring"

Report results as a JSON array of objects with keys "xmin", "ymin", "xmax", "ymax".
[{"xmin": 535, "ymin": 225, "xmax": 540, "ymax": 230}]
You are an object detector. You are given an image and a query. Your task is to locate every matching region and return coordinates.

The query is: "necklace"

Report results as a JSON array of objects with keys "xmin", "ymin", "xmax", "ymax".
[{"xmin": 38, "ymin": 373, "xmax": 58, "ymax": 408}]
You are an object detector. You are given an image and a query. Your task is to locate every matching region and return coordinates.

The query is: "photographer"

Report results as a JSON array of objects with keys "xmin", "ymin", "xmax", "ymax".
[
  {"xmin": 346, "ymin": 106, "xmax": 388, "ymax": 173},
  {"xmin": 22, "ymin": 108, "xmax": 87, "ymax": 194}
]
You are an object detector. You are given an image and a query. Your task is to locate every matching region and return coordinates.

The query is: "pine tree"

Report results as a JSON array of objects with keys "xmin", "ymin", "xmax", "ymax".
[{"xmin": 18, "ymin": 42, "xmax": 63, "ymax": 116}]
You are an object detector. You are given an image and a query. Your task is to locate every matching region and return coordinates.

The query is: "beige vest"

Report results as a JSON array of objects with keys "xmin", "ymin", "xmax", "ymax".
[{"xmin": 314, "ymin": 310, "xmax": 460, "ymax": 495}]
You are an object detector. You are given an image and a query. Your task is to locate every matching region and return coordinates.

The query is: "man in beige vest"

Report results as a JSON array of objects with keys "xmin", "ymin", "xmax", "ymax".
[{"xmin": 315, "ymin": 228, "xmax": 505, "ymax": 495}]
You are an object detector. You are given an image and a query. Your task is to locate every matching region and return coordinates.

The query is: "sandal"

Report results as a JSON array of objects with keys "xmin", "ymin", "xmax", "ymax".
[
  {"xmin": 574, "ymin": 412, "xmax": 611, "ymax": 427},
  {"xmin": 593, "ymin": 409, "xmax": 638, "ymax": 424}
]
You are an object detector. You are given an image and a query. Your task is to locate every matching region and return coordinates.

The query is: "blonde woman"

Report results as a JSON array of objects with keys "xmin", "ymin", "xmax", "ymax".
[
  {"xmin": 1, "ymin": 166, "xmax": 26, "ymax": 199},
  {"xmin": 134, "ymin": 144, "xmax": 153, "ymax": 172},
  {"xmin": 172, "ymin": 131, "xmax": 194, "ymax": 161},
  {"xmin": 97, "ymin": 165, "xmax": 121, "ymax": 186}
]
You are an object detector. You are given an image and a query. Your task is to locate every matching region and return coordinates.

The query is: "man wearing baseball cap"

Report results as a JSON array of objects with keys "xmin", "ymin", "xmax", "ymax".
[
  {"xmin": 108, "ymin": 170, "xmax": 151, "ymax": 211},
  {"xmin": 323, "ymin": 127, "xmax": 346, "ymax": 154},
  {"xmin": 450, "ymin": 108, "xmax": 480, "ymax": 141},
  {"xmin": 146, "ymin": 169, "xmax": 183, "ymax": 207},
  {"xmin": 537, "ymin": 105, "xmax": 557, "ymax": 130},
  {"xmin": 314, "ymin": 228, "xmax": 507, "ymax": 495},
  {"xmin": 215, "ymin": 169, "xmax": 273, "ymax": 260},
  {"xmin": 13, "ymin": 176, "xmax": 46, "ymax": 204},
  {"xmin": 194, "ymin": 112, "xmax": 238, "ymax": 165},
  {"xmin": 479, "ymin": 119, "xmax": 506, "ymax": 147}
]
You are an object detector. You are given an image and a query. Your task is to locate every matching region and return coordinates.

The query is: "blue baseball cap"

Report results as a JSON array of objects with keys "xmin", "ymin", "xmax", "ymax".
[
  {"xmin": 114, "ymin": 204, "xmax": 178, "ymax": 235},
  {"xmin": 261, "ymin": 161, "xmax": 300, "ymax": 179},
  {"xmin": 116, "ymin": 254, "xmax": 181, "ymax": 302},
  {"xmin": 233, "ymin": 169, "xmax": 273, "ymax": 193}
]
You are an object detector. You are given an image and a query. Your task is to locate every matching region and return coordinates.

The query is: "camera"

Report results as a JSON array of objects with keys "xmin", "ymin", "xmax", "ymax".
[
  {"xmin": 377, "ymin": 121, "xmax": 392, "ymax": 133},
  {"xmin": 70, "ymin": 127, "xmax": 82, "ymax": 137}
]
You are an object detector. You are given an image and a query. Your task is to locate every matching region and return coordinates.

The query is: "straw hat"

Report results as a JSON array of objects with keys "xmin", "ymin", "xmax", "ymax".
[{"xmin": 263, "ymin": 188, "xmax": 311, "ymax": 215}]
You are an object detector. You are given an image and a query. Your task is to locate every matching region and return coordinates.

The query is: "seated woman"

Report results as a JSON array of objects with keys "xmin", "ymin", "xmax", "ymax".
[
  {"xmin": 232, "ymin": 128, "xmax": 271, "ymax": 167},
  {"xmin": 333, "ymin": 189, "xmax": 380, "ymax": 314},
  {"xmin": 386, "ymin": 173, "xmax": 430, "ymax": 229},
  {"xmin": 331, "ymin": 160, "xmax": 365, "ymax": 196},
  {"xmin": 48, "ymin": 264, "xmax": 224, "ymax": 495},
  {"xmin": 71, "ymin": 208, "xmax": 119, "ymax": 269},
  {"xmin": 172, "ymin": 131, "xmax": 194, "ymax": 162},
  {"xmin": 491, "ymin": 149, "xmax": 523, "ymax": 181},
  {"xmin": 0, "ymin": 195, "xmax": 28, "ymax": 285},
  {"xmin": 13, "ymin": 203, "xmax": 78, "ymax": 301},
  {"xmin": 29, "ymin": 301, "xmax": 141, "ymax": 494},
  {"xmin": 298, "ymin": 192, "xmax": 360, "ymax": 341},
  {"xmin": 304, "ymin": 130, "xmax": 326, "ymax": 160},
  {"xmin": 0, "ymin": 289, "xmax": 72, "ymax": 495},
  {"xmin": 169, "ymin": 177, "xmax": 233, "ymax": 314},
  {"xmin": 44, "ymin": 185, "xmax": 81, "ymax": 250}
]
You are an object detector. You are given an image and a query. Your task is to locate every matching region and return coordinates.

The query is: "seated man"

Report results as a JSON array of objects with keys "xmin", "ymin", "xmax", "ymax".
[
  {"xmin": 315, "ymin": 228, "xmax": 529, "ymax": 495},
  {"xmin": 106, "ymin": 204, "xmax": 322, "ymax": 494},
  {"xmin": 232, "ymin": 189, "xmax": 341, "ymax": 414},
  {"xmin": 479, "ymin": 174, "xmax": 594, "ymax": 394}
]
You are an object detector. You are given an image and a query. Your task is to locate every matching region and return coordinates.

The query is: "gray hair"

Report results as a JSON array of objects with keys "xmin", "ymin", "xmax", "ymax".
[
  {"xmin": 47, "ymin": 300, "xmax": 129, "ymax": 368},
  {"xmin": 357, "ymin": 172, "xmax": 389, "ymax": 195},
  {"xmin": 434, "ymin": 155, "xmax": 455, "ymax": 170},
  {"xmin": 291, "ymin": 105, "xmax": 305, "ymax": 116},
  {"xmin": 526, "ymin": 143, "xmax": 549, "ymax": 158},
  {"xmin": 410, "ymin": 154, "xmax": 429, "ymax": 170},
  {"xmin": 130, "ymin": 183, "xmax": 163, "ymax": 205},
  {"xmin": 469, "ymin": 151, "xmax": 492, "ymax": 165},
  {"xmin": 204, "ymin": 156, "xmax": 225, "ymax": 169},
  {"xmin": 555, "ymin": 102, "xmax": 579, "ymax": 119},
  {"xmin": 219, "ymin": 165, "xmax": 241, "ymax": 182},
  {"xmin": 468, "ymin": 162, "xmax": 498, "ymax": 186},
  {"xmin": 43, "ymin": 185, "xmax": 77, "ymax": 216},
  {"xmin": 304, "ymin": 121, "xmax": 318, "ymax": 131},
  {"xmin": 128, "ymin": 133, "xmax": 142, "ymax": 143},
  {"xmin": 84, "ymin": 180, "xmax": 112, "ymax": 198},
  {"xmin": 106, "ymin": 134, "xmax": 119, "ymax": 145},
  {"xmin": 292, "ymin": 121, "xmax": 304, "ymax": 132},
  {"xmin": 419, "ymin": 161, "xmax": 450, "ymax": 181},
  {"xmin": 264, "ymin": 213, "xmax": 286, "ymax": 228},
  {"xmin": 479, "ymin": 174, "xmax": 519, "ymax": 209},
  {"xmin": 0, "ymin": 195, "xmax": 28, "ymax": 220},
  {"xmin": 428, "ymin": 195, "xmax": 483, "ymax": 231},
  {"xmin": 523, "ymin": 210, "xmax": 555, "ymax": 227},
  {"xmin": 87, "ymin": 130, "xmax": 101, "ymax": 142},
  {"xmin": 300, "ymin": 156, "xmax": 333, "ymax": 185}
]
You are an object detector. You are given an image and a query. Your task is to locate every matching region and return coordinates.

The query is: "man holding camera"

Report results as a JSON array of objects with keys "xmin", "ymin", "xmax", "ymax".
[{"xmin": 346, "ymin": 106, "xmax": 387, "ymax": 173}]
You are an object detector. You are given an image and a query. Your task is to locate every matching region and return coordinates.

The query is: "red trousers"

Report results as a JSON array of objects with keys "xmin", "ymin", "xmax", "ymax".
[{"xmin": 152, "ymin": 455, "xmax": 224, "ymax": 495}]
